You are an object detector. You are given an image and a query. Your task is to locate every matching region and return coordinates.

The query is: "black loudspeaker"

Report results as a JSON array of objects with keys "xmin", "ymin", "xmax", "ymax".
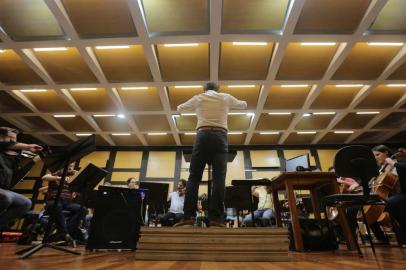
[
  {"xmin": 288, "ymin": 219, "xmax": 338, "ymax": 251},
  {"xmin": 86, "ymin": 187, "xmax": 144, "ymax": 250}
]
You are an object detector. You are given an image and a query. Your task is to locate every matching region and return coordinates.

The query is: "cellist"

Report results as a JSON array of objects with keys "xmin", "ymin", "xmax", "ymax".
[{"xmin": 373, "ymin": 146, "xmax": 406, "ymax": 246}]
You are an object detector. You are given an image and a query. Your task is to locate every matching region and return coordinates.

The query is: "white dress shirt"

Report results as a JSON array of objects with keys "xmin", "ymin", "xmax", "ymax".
[
  {"xmin": 168, "ymin": 191, "xmax": 185, "ymax": 214},
  {"xmin": 177, "ymin": 90, "xmax": 247, "ymax": 130}
]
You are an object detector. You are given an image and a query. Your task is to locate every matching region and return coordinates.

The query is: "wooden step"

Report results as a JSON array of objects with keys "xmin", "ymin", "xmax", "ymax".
[{"xmin": 135, "ymin": 227, "xmax": 290, "ymax": 262}]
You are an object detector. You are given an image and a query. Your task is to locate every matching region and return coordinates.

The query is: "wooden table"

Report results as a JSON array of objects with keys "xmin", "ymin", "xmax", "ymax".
[{"xmin": 271, "ymin": 172, "xmax": 357, "ymax": 251}]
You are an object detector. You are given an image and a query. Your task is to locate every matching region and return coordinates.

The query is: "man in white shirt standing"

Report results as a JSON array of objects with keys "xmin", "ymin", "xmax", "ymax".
[
  {"xmin": 160, "ymin": 179, "xmax": 186, "ymax": 226},
  {"xmin": 175, "ymin": 82, "xmax": 247, "ymax": 227}
]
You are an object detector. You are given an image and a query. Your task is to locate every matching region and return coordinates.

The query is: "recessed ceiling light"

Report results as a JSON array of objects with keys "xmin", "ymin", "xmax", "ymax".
[
  {"xmin": 356, "ymin": 111, "xmax": 380, "ymax": 115},
  {"xmin": 147, "ymin": 132, "xmax": 167, "ymax": 136},
  {"xmin": 95, "ymin": 45, "xmax": 130, "ymax": 50},
  {"xmin": 180, "ymin": 113, "xmax": 196, "ymax": 116},
  {"xmin": 20, "ymin": 89, "xmax": 48, "ymax": 92},
  {"xmin": 313, "ymin": 112, "xmax": 336, "ymax": 115},
  {"xmin": 121, "ymin": 87, "xmax": 148, "ymax": 90},
  {"xmin": 268, "ymin": 112, "xmax": 291, "ymax": 115},
  {"xmin": 70, "ymin": 88, "xmax": 97, "ymax": 91},
  {"xmin": 368, "ymin": 42, "xmax": 404, "ymax": 46},
  {"xmin": 297, "ymin": 131, "xmax": 317, "ymax": 134},
  {"xmin": 232, "ymin": 42, "xmax": 267, "ymax": 46},
  {"xmin": 117, "ymin": 114, "xmax": 126, "ymax": 119},
  {"xmin": 53, "ymin": 114, "xmax": 76, "ymax": 118},
  {"xmin": 93, "ymin": 114, "xmax": 115, "ymax": 117},
  {"xmin": 281, "ymin": 84, "xmax": 309, "ymax": 88},
  {"xmin": 184, "ymin": 132, "xmax": 197, "ymax": 135},
  {"xmin": 34, "ymin": 47, "xmax": 68, "ymax": 52},
  {"xmin": 228, "ymin": 132, "xmax": 242, "ymax": 135},
  {"xmin": 174, "ymin": 85, "xmax": 202, "ymax": 89},
  {"xmin": 386, "ymin": 84, "xmax": 406, "ymax": 87},
  {"xmin": 300, "ymin": 42, "xmax": 336, "ymax": 46},
  {"xmin": 334, "ymin": 131, "xmax": 354, "ymax": 134},
  {"xmin": 227, "ymin": 85, "xmax": 256, "ymax": 88},
  {"xmin": 335, "ymin": 84, "xmax": 364, "ymax": 87},
  {"xmin": 228, "ymin": 112, "xmax": 246, "ymax": 115},
  {"xmin": 260, "ymin": 132, "xmax": 279, "ymax": 135},
  {"xmin": 112, "ymin": 133, "xmax": 131, "ymax": 136},
  {"xmin": 0, "ymin": 49, "xmax": 5, "ymax": 53},
  {"xmin": 76, "ymin": 133, "xmax": 92, "ymax": 136},
  {"xmin": 164, "ymin": 43, "xmax": 198, "ymax": 47},
  {"xmin": 172, "ymin": 115, "xmax": 180, "ymax": 118},
  {"xmin": 302, "ymin": 113, "xmax": 312, "ymax": 117}
]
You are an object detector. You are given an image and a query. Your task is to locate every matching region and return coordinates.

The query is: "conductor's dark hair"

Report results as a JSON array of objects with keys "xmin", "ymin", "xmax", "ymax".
[{"xmin": 204, "ymin": 82, "xmax": 219, "ymax": 92}]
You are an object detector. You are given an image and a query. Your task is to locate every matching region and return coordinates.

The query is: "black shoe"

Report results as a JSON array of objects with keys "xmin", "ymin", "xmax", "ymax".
[{"xmin": 173, "ymin": 218, "xmax": 195, "ymax": 227}]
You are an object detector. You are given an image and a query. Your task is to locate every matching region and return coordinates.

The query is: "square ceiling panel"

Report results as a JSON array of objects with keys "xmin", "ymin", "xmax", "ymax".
[
  {"xmin": 0, "ymin": 117, "xmax": 18, "ymax": 130},
  {"xmin": 353, "ymin": 131, "xmax": 388, "ymax": 143},
  {"xmin": 310, "ymin": 85, "xmax": 361, "ymax": 109},
  {"xmin": 93, "ymin": 116, "xmax": 131, "ymax": 132},
  {"xmin": 69, "ymin": 88, "xmax": 117, "ymax": 112},
  {"xmin": 369, "ymin": 0, "xmax": 406, "ymax": 33},
  {"xmin": 117, "ymin": 87, "xmax": 163, "ymax": 111},
  {"xmin": 276, "ymin": 43, "xmax": 338, "ymax": 80},
  {"xmin": 222, "ymin": 0, "xmax": 289, "ymax": 34},
  {"xmin": 62, "ymin": 0, "xmax": 137, "ymax": 38},
  {"xmin": 21, "ymin": 89, "xmax": 73, "ymax": 112},
  {"xmin": 133, "ymin": 115, "xmax": 171, "ymax": 132},
  {"xmin": 142, "ymin": 0, "xmax": 209, "ymax": 35},
  {"xmin": 18, "ymin": 116, "xmax": 56, "ymax": 132},
  {"xmin": 373, "ymin": 112, "xmax": 406, "ymax": 129},
  {"xmin": 332, "ymin": 43, "xmax": 401, "ymax": 80},
  {"xmin": 295, "ymin": 114, "xmax": 335, "ymax": 130},
  {"xmin": 228, "ymin": 115, "xmax": 252, "ymax": 131},
  {"xmin": 228, "ymin": 133, "xmax": 246, "ymax": 145},
  {"xmin": 168, "ymin": 86, "xmax": 203, "ymax": 110},
  {"xmin": 334, "ymin": 113, "xmax": 376, "ymax": 129},
  {"xmin": 387, "ymin": 131, "xmax": 406, "ymax": 143},
  {"xmin": 318, "ymin": 132, "xmax": 352, "ymax": 144},
  {"xmin": 219, "ymin": 85, "xmax": 261, "ymax": 110},
  {"xmin": 256, "ymin": 113, "xmax": 294, "ymax": 130},
  {"xmin": 94, "ymin": 45, "xmax": 153, "ymax": 82},
  {"xmin": 284, "ymin": 133, "xmax": 315, "ymax": 144},
  {"xmin": 54, "ymin": 116, "xmax": 94, "ymax": 132},
  {"xmin": 174, "ymin": 115, "xmax": 197, "ymax": 131},
  {"xmin": 0, "ymin": 91, "xmax": 31, "ymax": 112},
  {"xmin": 156, "ymin": 43, "xmax": 209, "ymax": 81},
  {"xmin": 145, "ymin": 134, "xmax": 175, "ymax": 145},
  {"xmin": 388, "ymin": 61, "xmax": 406, "ymax": 80},
  {"xmin": 48, "ymin": 134, "xmax": 73, "ymax": 145},
  {"xmin": 179, "ymin": 133, "xmax": 196, "ymax": 145},
  {"xmin": 294, "ymin": 0, "xmax": 371, "ymax": 34},
  {"xmin": 94, "ymin": 135, "xmax": 110, "ymax": 146},
  {"xmin": 356, "ymin": 85, "xmax": 406, "ymax": 109},
  {"xmin": 0, "ymin": 50, "xmax": 44, "ymax": 85},
  {"xmin": 111, "ymin": 134, "xmax": 142, "ymax": 146},
  {"xmin": 34, "ymin": 47, "xmax": 98, "ymax": 84},
  {"xmin": 264, "ymin": 85, "xmax": 311, "ymax": 110},
  {"xmin": 250, "ymin": 133, "xmax": 281, "ymax": 145},
  {"xmin": 0, "ymin": 0, "xmax": 65, "ymax": 41},
  {"xmin": 219, "ymin": 42, "xmax": 273, "ymax": 80}
]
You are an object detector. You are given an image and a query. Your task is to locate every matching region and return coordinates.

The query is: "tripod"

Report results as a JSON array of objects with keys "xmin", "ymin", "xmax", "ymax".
[{"xmin": 16, "ymin": 135, "xmax": 95, "ymax": 259}]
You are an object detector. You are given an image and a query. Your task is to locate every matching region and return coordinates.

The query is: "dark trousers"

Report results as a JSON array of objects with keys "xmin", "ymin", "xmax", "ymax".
[
  {"xmin": 45, "ymin": 200, "xmax": 87, "ymax": 237},
  {"xmin": 183, "ymin": 130, "xmax": 228, "ymax": 221},
  {"xmin": 160, "ymin": 212, "xmax": 184, "ymax": 226},
  {"xmin": 0, "ymin": 188, "xmax": 32, "ymax": 230},
  {"xmin": 386, "ymin": 194, "xmax": 406, "ymax": 244}
]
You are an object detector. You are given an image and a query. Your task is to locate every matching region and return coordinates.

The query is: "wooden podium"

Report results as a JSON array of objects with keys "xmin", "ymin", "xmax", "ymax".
[{"xmin": 271, "ymin": 172, "xmax": 357, "ymax": 251}]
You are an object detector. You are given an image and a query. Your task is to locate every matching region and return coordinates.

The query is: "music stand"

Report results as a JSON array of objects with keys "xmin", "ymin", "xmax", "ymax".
[
  {"xmin": 182, "ymin": 150, "xmax": 237, "ymax": 224},
  {"xmin": 139, "ymin": 182, "xmax": 169, "ymax": 225},
  {"xmin": 225, "ymin": 186, "xmax": 251, "ymax": 227},
  {"xmin": 16, "ymin": 135, "xmax": 96, "ymax": 259}
]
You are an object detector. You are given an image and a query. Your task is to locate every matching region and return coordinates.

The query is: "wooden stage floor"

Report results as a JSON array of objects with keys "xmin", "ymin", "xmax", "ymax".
[{"xmin": 1, "ymin": 243, "xmax": 406, "ymax": 270}]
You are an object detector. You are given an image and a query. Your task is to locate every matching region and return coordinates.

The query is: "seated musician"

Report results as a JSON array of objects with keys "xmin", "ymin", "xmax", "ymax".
[
  {"xmin": 42, "ymin": 163, "xmax": 87, "ymax": 242},
  {"xmin": 243, "ymin": 186, "xmax": 274, "ymax": 227},
  {"xmin": 159, "ymin": 179, "xmax": 186, "ymax": 226},
  {"xmin": 0, "ymin": 127, "xmax": 43, "ymax": 231},
  {"xmin": 373, "ymin": 145, "xmax": 406, "ymax": 245},
  {"xmin": 126, "ymin": 177, "xmax": 140, "ymax": 189}
]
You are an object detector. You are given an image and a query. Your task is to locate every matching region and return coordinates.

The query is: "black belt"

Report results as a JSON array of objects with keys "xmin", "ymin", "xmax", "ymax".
[{"xmin": 197, "ymin": 126, "xmax": 227, "ymax": 132}]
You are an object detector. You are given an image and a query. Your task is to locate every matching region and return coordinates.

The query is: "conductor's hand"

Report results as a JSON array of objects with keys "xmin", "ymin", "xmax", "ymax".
[{"xmin": 25, "ymin": 144, "xmax": 43, "ymax": 152}]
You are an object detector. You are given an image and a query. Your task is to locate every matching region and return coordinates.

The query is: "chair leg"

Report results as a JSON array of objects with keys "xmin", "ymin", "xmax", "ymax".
[
  {"xmin": 342, "ymin": 205, "xmax": 363, "ymax": 257},
  {"xmin": 360, "ymin": 206, "xmax": 376, "ymax": 255}
]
